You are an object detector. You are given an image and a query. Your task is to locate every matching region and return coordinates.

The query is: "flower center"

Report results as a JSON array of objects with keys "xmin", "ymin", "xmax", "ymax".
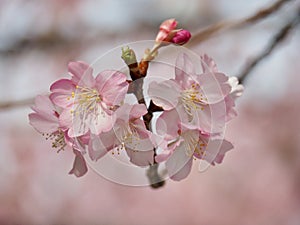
[
  {"xmin": 181, "ymin": 131, "xmax": 198, "ymax": 157},
  {"xmin": 181, "ymin": 131, "xmax": 207, "ymax": 158},
  {"xmin": 123, "ymin": 123, "xmax": 140, "ymax": 143},
  {"xmin": 114, "ymin": 122, "xmax": 140, "ymax": 154},
  {"xmin": 70, "ymin": 85, "xmax": 109, "ymax": 131},
  {"xmin": 194, "ymin": 140, "xmax": 207, "ymax": 158},
  {"xmin": 73, "ymin": 85, "xmax": 101, "ymax": 113},
  {"xmin": 180, "ymin": 83, "xmax": 207, "ymax": 117}
]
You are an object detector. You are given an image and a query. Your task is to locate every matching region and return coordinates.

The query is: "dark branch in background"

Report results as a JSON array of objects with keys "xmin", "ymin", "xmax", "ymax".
[
  {"xmin": 1, "ymin": 31, "xmax": 78, "ymax": 56},
  {"xmin": 238, "ymin": 8, "xmax": 300, "ymax": 84},
  {"xmin": 188, "ymin": 0, "xmax": 293, "ymax": 47},
  {"xmin": 0, "ymin": 98, "xmax": 34, "ymax": 111},
  {"xmin": 240, "ymin": 0, "xmax": 292, "ymax": 24},
  {"xmin": 0, "ymin": 0, "xmax": 292, "ymax": 56}
]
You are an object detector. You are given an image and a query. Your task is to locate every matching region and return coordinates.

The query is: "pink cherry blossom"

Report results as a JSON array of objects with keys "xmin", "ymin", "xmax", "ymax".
[
  {"xmin": 148, "ymin": 53, "xmax": 233, "ymax": 133},
  {"xmin": 50, "ymin": 61, "xmax": 129, "ymax": 137},
  {"xmin": 201, "ymin": 54, "xmax": 244, "ymax": 121},
  {"xmin": 155, "ymin": 108, "xmax": 233, "ymax": 181},
  {"xmin": 28, "ymin": 95, "xmax": 88, "ymax": 177},
  {"xmin": 88, "ymin": 103, "xmax": 154, "ymax": 167}
]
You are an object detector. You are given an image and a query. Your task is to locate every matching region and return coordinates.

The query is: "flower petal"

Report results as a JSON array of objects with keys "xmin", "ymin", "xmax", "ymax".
[
  {"xmin": 28, "ymin": 113, "xmax": 59, "ymax": 133},
  {"xmin": 31, "ymin": 95, "xmax": 55, "ymax": 114},
  {"xmin": 129, "ymin": 104, "xmax": 148, "ymax": 120},
  {"xmin": 116, "ymin": 103, "xmax": 147, "ymax": 122},
  {"xmin": 166, "ymin": 142, "xmax": 193, "ymax": 181},
  {"xmin": 201, "ymin": 54, "xmax": 218, "ymax": 73},
  {"xmin": 155, "ymin": 148, "xmax": 173, "ymax": 163},
  {"xmin": 96, "ymin": 70, "xmax": 128, "ymax": 106},
  {"xmin": 68, "ymin": 61, "xmax": 95, "ymax": 87},
  {"xmin": 125, "ymin": 149, "xmax": 154, "ymax": 167},
  {"xmin": 88, "ymin": 132, "xmax": 115, "ymax": 161},
  {"xmin": 89, "ymin": 111, "xmax": 115, "ymax": 135},
  {"xmin": 228, "ymin": 76, "xmax": 244, "ymax": 100},
  {"xmin": 69, "ymin": 150, "xmax": 88, "ymax": 177},
  {"xmin": 175, "ymin": 53, "xmax": 195, "ymax": 89},
  {"xmin": 190, "ymin": 102, "xmax": 227, "ymax": 134},
  {"xmin": 197, "ymin": 73, "xmax": 231, "ymax": 104},
  {"xmin": 148, "ymin": 80, "xmax": 180, "ymax": 110},
  {"xmin": 50, "ymin": 79, "xmax": 76, "ymax": 108},
  {"xmin": 203, "ymin": 139, "xmax": 233, "ymax": 165},
  {"xmin": 59, "ymin": 107, "xmax": 73, "ymax": 131},
  {"xmin": 156, "ymin": 109, "xmax": 180, "ymax": 140}
]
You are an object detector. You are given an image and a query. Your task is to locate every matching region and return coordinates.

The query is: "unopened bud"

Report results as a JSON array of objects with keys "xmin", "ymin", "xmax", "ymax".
[
  {"xmin": 171, "ymin": 30, "xmax": 191, "ymax": 45},
  {"xmin": 121, "ymin": 46, "xmax": 137, "ymax": 66}
]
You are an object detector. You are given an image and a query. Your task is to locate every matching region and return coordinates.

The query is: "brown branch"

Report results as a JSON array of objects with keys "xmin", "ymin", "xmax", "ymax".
[
  {"xmin": 188, "ymin": 0, "xmax": 293, "ymax": 47},
  {"xmin": 0, "ymin": 97, "xmax": 34, "ymax": 111},
  {"xmin": 238, "ymin": 9, "xmax": 300, "ymax": 83},
  {"xmin": 241, "ymin": 0, "xmax": 293, "ymax": 24},
  {"xmin": 122, "ymin": 49, "xmax": 165, "ymax": 188}
]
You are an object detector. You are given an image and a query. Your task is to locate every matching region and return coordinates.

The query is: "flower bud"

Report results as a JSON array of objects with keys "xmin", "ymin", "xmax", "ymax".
[
  {"xmin": 121, "ymin": 46, "xmax": 137, "ymax": 66},
  {"xmin": 155, "ymin": 18, "xmax": 178, "ymax": 42},
  {"xmin": 171, "ymin": 29, "xmax": 191, "ymax": 45},
  {"xmin": 160, "ymin": 18, "xmax": 178, "ymax": 32}
]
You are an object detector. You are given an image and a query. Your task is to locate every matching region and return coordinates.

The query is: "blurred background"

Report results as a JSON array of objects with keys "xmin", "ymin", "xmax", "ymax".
[{"xmin": 0, "ymin": 0, "xmax": 300, "ymax": 224}]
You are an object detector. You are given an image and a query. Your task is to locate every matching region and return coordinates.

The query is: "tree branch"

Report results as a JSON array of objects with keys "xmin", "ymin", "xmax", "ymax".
[
  {"xmin": 121, "ymin": 48, "xmax": 165, "ymax": 188},
  {"xmin": 0, "ymin": 97, "xmax": 34, "ymax": 111},
  {"xmin": 188, "ymin": 0, "xmax": 293, "ymax": 47},
  {"xmin": 238, "ymin": 8, "xmax": 300, "ymax": 83}
]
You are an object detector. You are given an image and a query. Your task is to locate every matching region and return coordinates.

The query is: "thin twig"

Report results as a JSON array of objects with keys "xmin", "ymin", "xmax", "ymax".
[
  {"xmin": 121, "ymin": 50, "xmax": 165, "ymax": 188},
  {"xmin": 238, "ymin": 9, "xmax": 300, "ymax": 83},
  {"xmin": 188, "ymin": 0, "xmax": 293, "ymax": 47},
  {"xmin": 0, "ymin": 98, "xmax": 34, "ymax": 111}
]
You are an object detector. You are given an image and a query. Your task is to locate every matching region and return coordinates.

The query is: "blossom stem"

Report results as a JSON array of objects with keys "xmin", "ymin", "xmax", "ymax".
[{"xmin": 122, "ymin": 47, "xmax": 165, "ymax": 188}]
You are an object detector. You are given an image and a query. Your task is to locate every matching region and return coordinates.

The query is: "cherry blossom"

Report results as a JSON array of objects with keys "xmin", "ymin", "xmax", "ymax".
[
  {"xmin": 155, "ymin": 108, "xmax": 233, "ymax": 181},
  {"xmin": 28, "ymin": 19, "xmax": 242, "ymax": 183},
  {"xmin": 89, "ymin": 103, "xmax": 155, "ymax": 167},
  {"xmin": 50, "ymin": 61, "xmax": 129, "ymax": 137},
  {"xmin": 28, "ymin": 95, "xmax": 88, "ymax": 177},
  {"xmin": 148, "ymin": 53, "xmax": 234, "ymax": 133}
]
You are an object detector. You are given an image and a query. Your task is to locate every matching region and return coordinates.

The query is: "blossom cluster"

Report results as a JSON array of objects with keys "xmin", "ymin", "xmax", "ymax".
[
  {"xmin": 149, "ymin": 53, "xmax": 243, "ymax": 180},
  {"xmin": 28, "ymin": 19, "xmax": 243, "ymax": 182},
  {"xmin": 29, "ymin": 62, "xmax": 156, "ymax": 177}
]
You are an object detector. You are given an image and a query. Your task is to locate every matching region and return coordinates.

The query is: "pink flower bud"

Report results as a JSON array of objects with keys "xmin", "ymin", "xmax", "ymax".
[
  {"xmin": 155, "ymin": 18, "xmax": 178, "ymax": 42},
  {"xmin": 171, "ymin": 30, "xmax": 191, "ymax": 45},
  {"xmin": 160, "ymin": 18, "xmax": 178, "ymax": 32}
]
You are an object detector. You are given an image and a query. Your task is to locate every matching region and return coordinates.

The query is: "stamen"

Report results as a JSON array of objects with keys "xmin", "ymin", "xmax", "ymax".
[
  {"xmin": 182, "ymin": 132, "xmax": 198, "ymax": 157},
  {"xmin": 117, "ymin": 123, "xmax": 141, "ymax": 152},
  {"xmin": 69, "ymin": 85, "xmax": 108, "ymax": 133},
  {"xmin": 180, "ymin": 83, "xmax": 207, "ymax": 118},
  {"xmin": 42, "ymin": 130, "xmax": 67, "ymax": 153}
]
